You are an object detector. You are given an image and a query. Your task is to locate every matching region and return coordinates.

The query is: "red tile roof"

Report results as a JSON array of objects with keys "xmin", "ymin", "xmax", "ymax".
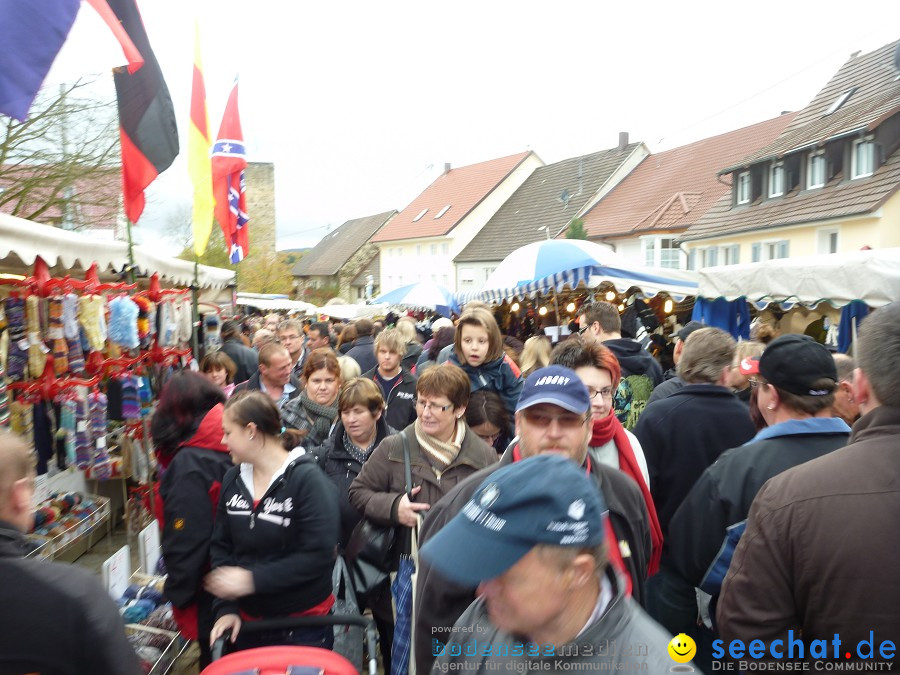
[
  {"xmin": 371, "ymin": 151, "xmax": 535, "ymax": 243},
  {"xmin": 579, "ymin": 114, "xmax": 795, "ymax": 238}
]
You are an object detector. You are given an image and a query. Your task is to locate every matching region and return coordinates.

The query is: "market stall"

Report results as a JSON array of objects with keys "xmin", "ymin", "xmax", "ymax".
[{"xmin": 693, "ymin": 248, "xmax": 900, "ymax": 349}]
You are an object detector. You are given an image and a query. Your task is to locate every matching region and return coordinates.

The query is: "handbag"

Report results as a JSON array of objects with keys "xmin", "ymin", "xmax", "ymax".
[
  {"xmin": 332, "ymin": 555, "xmax": 364, "ymax": 670},
  {"xmin": 346, "ymin": 432, "xmax": 413, "ymax": 598}
]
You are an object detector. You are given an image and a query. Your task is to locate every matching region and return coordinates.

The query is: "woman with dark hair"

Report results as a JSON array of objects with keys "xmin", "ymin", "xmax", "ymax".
[
  {"xmin": 465, "ymin": 390, "xmax": 512, "ymax": 455},
  {"xmin": 281, "ymin": 348, "xmax": 342, "ymax": 452},
  {"xmin": 415, "ymin": 325, "xmax": 455, "ymax": 374},
  {"xmin": 151, "ymin": 372, "xmax": 229, "ymax": 667},
  {"xmin": 206, "ymin": 391, "xmax": 339, "ymax": 653}
]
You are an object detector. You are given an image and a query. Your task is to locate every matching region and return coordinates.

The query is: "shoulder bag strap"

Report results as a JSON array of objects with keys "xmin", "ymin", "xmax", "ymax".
[{"xmin": 401, "ymin": 430, "xmax": 413, "ymax": 496}]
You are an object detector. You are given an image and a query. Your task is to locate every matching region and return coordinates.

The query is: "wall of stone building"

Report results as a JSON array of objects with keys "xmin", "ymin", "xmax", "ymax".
[
  {"xmin": 245, "ymin": 162, "xmax": 276, "ymax": 256},
  {"xmin": 338, "ymin": 243, "xmax": 379, "ymax": 302}
]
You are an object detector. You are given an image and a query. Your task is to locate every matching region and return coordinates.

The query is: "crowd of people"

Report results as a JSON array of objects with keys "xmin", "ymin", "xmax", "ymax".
[{"xmin": 1, "ymin": 299, "xmax": 898, "ymax": 673}]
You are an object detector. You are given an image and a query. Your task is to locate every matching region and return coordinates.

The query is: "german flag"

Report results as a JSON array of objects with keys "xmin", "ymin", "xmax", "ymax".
[{"xmin": 108, "ymin": 0, "xmax": 178, "ymax": 224}]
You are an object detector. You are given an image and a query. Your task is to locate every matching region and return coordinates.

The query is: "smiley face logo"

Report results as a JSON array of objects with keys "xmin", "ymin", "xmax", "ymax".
[{"xmin": 668, "ymin": 633, "xmax": 696, "ymax": 664}]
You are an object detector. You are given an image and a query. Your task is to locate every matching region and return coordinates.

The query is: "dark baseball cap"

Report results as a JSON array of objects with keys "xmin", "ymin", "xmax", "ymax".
[
  {"xmin": 739, "ymin": 334, "xmax": 837, "ymax": 396},
  {"xmin": 515, "ymin": 365, "xmax": 591, "ymax": 415},
  {"xmin": 419, "ymin": 454, "xmax": 607, "ymax": 586},
  {"xmin": 676, "ymin": 320, "xmax": 706, "ymax": 342}
]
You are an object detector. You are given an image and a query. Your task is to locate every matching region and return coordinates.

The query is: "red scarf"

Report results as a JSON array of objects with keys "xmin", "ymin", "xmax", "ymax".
[
  {"xmin": 512, "ymin": 445, "xmax": 633, "ymax": 597},
  {"xmin": 590, "ymin": 414, "xmax": 663, "ymax": 576}
]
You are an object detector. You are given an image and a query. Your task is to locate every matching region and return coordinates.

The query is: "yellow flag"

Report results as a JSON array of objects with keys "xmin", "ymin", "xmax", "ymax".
[{"xmin": 189, "ymin": 21, "xmax": 215, "ymax": 256}]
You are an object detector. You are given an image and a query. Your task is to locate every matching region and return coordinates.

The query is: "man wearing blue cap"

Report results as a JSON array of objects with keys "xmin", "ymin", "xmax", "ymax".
[
  {"xmin": 423, "ymin": 454, "xmax": 680, "ymax": 672},
  {"xmin": 413, "ymin": 365, "xmax": 651, "ymax": 673}
]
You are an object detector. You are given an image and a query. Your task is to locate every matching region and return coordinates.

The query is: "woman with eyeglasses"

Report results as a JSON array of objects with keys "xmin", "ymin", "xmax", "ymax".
[
  {"xmin": 349, "ymin": 363, "xmax": 497, "ymax": 531},
  {"xmin": 465, "ymin": 390, "xmax": 512, "ymax": 455},
  {"xmin": 550, "ymin": 337, "xmax": 663, "ymax": 574}
]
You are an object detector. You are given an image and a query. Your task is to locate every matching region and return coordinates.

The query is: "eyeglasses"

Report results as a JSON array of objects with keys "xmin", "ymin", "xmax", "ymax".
[
  {"xmin": 748, "ymin": 377, "xmax": 765, "ymax": 388},
  {"xmin": 578, "ymin": 324, "xmax": 590, "ymax": 335},
  {"xmin": 587, "ymin": 387, "xmax": 614, "ymax": 400},
  {"xmin": 414, "ymin": 398, "xmax": 453, "ymax": 413},
  {"xmin": 522, "ymin": 409, "xmax": 589, "ymax": 429}
]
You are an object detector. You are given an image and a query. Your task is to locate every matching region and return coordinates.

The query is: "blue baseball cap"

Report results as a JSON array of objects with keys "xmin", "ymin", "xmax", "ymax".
[
  {"xmin": 419, "ymin": 454, "xmax": 608, "ymax": 585},
  {"xmin": 515, "ymin": 365, "xmax": 591, "ymax": 415}
]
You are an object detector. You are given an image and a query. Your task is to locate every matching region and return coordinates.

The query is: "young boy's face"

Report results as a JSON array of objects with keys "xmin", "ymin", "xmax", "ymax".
[{"xmin": 377, "ymin": 346, "xmax": 402, "ymax": 375}]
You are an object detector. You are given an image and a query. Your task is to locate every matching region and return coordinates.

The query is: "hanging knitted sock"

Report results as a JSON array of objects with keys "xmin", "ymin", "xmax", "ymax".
[
  {"xmin": 62, "ymin": 294, "xmax": 79, "ymax": 339},
  {"xmin": 121, "ymin": 376, "xmax": 141, "ymax": 420},
  {"xmin": 74, "ymin": 397, "xmax": 92, "ymax": 469},
  {"xmin": 10, "ymin": 401, "xmax": 34, "ymax": 448},
  {"xmin": 89, "ymin": 390, "xmax": 108, "ymax": 443},
  {"xmin": 25, "ymin": 295, "xmax": 47, "ymax": 379},
  {"xmin": 66, "ymin": 334, "xmax": 85, "ymax": 375},
  {"xmin": 0, "ymin": 359, "xmax": 8, "ymax": 428},
  {"xmin": 108, "ymin": 296, "xmax": 140, "ymax": 350},
  {"xmin": 4, "ymin": 297, "xmax": 28, "ymax": 381},
  {"xmin": 176, "ymin": 299, "xmax": 193, "ymax": 345},
  {"xmin": 48, "ymin": 296, "xmax": 69, "ymax": 375},
  {"xmin": 78, "ymin": 295, "xmax": 106, "ymax": 352},
  {"xmin": 60, "ymin": 398, "xmax": 77, "ymax": 467}
]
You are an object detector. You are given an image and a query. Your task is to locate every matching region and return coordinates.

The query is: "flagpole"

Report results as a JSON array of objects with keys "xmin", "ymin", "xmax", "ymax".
[
  {"xmin": 192, "ymin": 256, "xmax": 201, "ymax": 361},
  {"xmin": 125, "ymin": 217, "xmax": 136, "ymax": 284}
]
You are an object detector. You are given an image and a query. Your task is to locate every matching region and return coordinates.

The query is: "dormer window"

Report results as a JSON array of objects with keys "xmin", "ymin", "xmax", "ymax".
[
  {"xmin": 851, "ymin": 138, "xmax": 876, "ymax": 179},
  {"xmin": 736, "ymin": 171, "xmax": 751, "ymax": 205},
  {"xmin": 807, "ymin": 152, "xmax": 826, "ymax": 189},
  {"xmin": 769, "ymin": 162, "xmax": 785, "ymax": 197}
]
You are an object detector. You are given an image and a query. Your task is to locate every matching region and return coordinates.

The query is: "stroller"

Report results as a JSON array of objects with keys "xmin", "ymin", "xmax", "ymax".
[{"xmin": 202, "ymin": 615, "xmax": 379, "ymax": 675}]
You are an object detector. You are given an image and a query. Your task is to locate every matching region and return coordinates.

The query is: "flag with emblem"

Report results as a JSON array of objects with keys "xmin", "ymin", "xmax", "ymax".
[{"xmin": 212, "ymin": 78, "xmax": 249, "ymax": 263}]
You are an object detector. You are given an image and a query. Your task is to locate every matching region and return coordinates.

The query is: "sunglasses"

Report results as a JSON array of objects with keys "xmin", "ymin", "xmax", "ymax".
[{"xmin": 522, "ymin": 409, "xmax": 589, "ymax": 429}]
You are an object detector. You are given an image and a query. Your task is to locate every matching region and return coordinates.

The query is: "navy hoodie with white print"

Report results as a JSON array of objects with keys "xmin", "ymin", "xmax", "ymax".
[{"xmin": 209, "ymin": 449, "xmax": 339, "ymax": 621}]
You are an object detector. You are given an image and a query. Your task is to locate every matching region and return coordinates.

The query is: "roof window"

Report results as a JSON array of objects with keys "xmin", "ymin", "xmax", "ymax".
[
  {"xmin": 434, "ymin": 204, "xmax": 451, "ymax": 219},
  {"xmin": 823, "ymin": 87, "xmax": 856, "ymax": 116},
  {"xmin": 412, "ymin": 208, "xmax": 428, "ymax": 222}
]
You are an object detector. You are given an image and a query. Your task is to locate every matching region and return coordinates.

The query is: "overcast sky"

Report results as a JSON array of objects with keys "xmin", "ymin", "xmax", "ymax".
[{"xmin": 46, "ymin": 1, "xmax": 899, "ymax": 256}]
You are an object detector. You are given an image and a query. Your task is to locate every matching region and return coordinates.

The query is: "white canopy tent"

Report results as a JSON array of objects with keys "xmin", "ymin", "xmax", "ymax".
[
  {"xmin": 235, "ymin": 293, "xmax": 317, "ymax": 313},
  {"xmin": 697, "ymin": 248, "xmax": 900, "ymax": 310},
  {"xmin": 0, "ymin": 212, "xmax": 235, "ymax": 300}
]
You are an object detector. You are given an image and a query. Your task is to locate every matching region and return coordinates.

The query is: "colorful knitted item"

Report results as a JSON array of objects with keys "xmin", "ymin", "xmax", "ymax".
[
  {"xmin": 0, "ymin": 360, "xmax": 8, "ymax": 428},
  {"xmin": 78, "ymin": 295, "xmax": 107, "ymax": 352},
  {"xmin": 175, "ymin": 299, "xmax": 193, "ymax": 345},
  {"xmin": 60, "ymin": 398, "xmax": 77, "ymax": 466},
  {"xmin": 62, "ymin": 294, "xmax": 80, "ymax": 339},
  {"xmin": 89, "ymin": 390, "xmax": 108, "ymax": 440},
  {"xmin": 10, "ymin": 402, "xmax": 34, "ymax": 448},
  {"xmin": 25, "ymin": 295, "xmax": 47, "ymax": 378},
  {"xmin": 74, "ymin": 397, "xmax": 92, "ymax": 469},
  {"xmin": 4, "ymin": 297, "xmax": 28, "ymax": 381},
  {"xmin": 48, "ymin": 296, "xmax": 69, "ymax": 375},
  {"xmin": 66, "ymin": 334, "xmax": 85, "ymax": 374},
  {"xmin": 121, "ymin": 375, "xmax": 141, "ymax": 420},
  {"xmin": 108, "ymin": 296, "xmax": 140, "ymax": 349}
]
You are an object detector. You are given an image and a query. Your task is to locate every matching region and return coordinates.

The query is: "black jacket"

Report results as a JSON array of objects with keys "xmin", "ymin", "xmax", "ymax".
[
  {"xmin": 232, "ymin": 371, "xmax": 302, "ymax": 404},
  {"xmin": 0, "ymin": 523, "xmax": 141, "ymax": 675},
  {"xmin": 633, "ymin": 383, "xmax": 756, "ymax": 560},
  {"xmin": 221, "ymin": 337, "xmax": 259, "ymax": 384},
  {"xmin": 402, "ymin": 342, "xmax": 422, "ymax": 372},
  {"xmin": 668, "ymin": 418, "xmax": 850, "ymax": 589},
  {"xmin": 160, "ymin": 445, "xmax": 233, "ymax": 609},
  {"xmin": 362, "ymin": 366, "xmax": 417, "ymax": 431},
  {"xmin": 604, "ymin": 338, "xmax": 664, "ymax": 384},
  {"xmin": 647, "ymin": 375, "xmax": 686, "ymax": 405},
  {"xmin": 413, "ymin": 444, "xmax": 652, "ymax": 674},
  {"xmin": 345, "ymin": 336, "xmax": 377, "ymax": 374},
  {"xmin": 210, "ymin": 453, "xmax": 339, "ymax": 621},
  {"xmin": 317, "ymin": 416, "xmax": 397, "ymax": 548}
]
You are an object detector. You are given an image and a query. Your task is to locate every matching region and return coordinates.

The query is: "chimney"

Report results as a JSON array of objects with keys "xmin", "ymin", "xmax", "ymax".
[
  {"xmin": 618, "ymin": 132, "xmax": 629, "ymax": 152},
  {"xmin": 443, "ymin": 162, "xmax": 451, "ymax": 174}
]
